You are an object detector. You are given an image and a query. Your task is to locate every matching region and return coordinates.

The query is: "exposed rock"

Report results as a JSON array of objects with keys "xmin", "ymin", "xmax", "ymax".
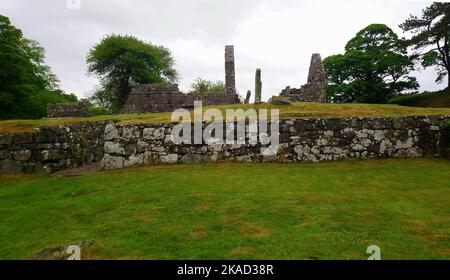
[
  {"xmin": 160, "ymin": 154, "xmax": 178, "ymax": 164},
  {"xmin": 31, "ymin": 240, "xmax": 95, "ymax": 260},
  {"xmin": 13, "ymin": 150, "xmax": 32, "ymax": 161},
  {"xmin": 104, "ymin": 141, "xmax": 125, "ymax": 155},
  {"xmin": 100, "ymin": 154, "xmax": 124, "ymax": 170},
  {"xmin": 271, "ymin": 97, "xmax": 292, "ymax": 105},
  {"xmin": 180, "ymin": 154, "xmax": 203, "ymax": 164},
  {"xmin": 104, "ymin": 124, "xmax": 119, "ymax": 141},
  {"xmin": 124, "ymin": 154, "xmax": 144, "ymax": 168}
]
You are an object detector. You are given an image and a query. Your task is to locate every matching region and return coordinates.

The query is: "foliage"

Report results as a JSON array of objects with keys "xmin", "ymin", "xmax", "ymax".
[
  {"xmin": 86, "ymin": 34, "xmax": 179, "ymax": 112},
  {"xmin": 324, "ymin": 24, "xmax": 418, "ymax": 103},
  {"xmin": 80, "ymin": 98, "xmax": 111, "ymax": 116},
  {"xmin": 0, "ymin": 15, "xmax": 73, "ymax": 119},
  {"xmin": 399, "ymin": 2, "xmax": 450, "ymax": 87},
  {"xmin": 188, "ymin": 78, "xmax": 225, "ymax": 94},
  {"xmin": 1, "ymin": 159, "xmax": 450, "ymax": 259}
]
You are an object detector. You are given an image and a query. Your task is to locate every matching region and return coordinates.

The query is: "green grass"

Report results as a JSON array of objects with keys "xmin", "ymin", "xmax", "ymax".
[
  {"xmin": 2, "ymin": 102, "xmax": 450, "ymax": 134},
  {"xmin": 1, "ymin": 159, "xmax": 450, "ymax": 260},
  {"xmin": 388, "ymin": 89, "xmax": 450, "ymax": 108}
]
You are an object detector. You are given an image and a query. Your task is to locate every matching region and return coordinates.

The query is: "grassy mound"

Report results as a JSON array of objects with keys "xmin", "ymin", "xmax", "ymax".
[
  {"xmin": 388, "ymin": 89, "xmax": 450, "ymax": 108},
  {"xmin": 0, "ymin": 159, "xmax": 449, "ymax": 260},
  {"xmin": 1, "ymin": 102, "xmax": 450, "ymax": 134}
]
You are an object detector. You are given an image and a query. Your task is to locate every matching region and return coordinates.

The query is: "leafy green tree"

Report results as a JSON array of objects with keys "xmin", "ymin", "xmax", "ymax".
[
  {"xmin": 86, "ymin": 34, "xmax": 178, "ymax": 112},
  {"xmin": 324, "ymin": 24, "xmax": 418, "ymax": 103},
  {"xmin": 0, "ymin": 15, "xmax": 71, "ymax": 119},
  {"xmin": 399, "ymin": 2, "xmax": 450, "ymax": 88},
  {"xmin": 188, "ymin": 78, "xmax": 225, "ymax": 94}
]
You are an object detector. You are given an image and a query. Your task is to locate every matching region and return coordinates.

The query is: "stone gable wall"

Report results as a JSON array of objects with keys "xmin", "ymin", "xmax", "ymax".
[{"xmin": 279, "ymin": 53, "xmax": 327, "ymax": 103}]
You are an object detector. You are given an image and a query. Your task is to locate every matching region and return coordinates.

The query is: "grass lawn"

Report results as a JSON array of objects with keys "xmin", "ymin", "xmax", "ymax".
[
  {"xmin": 1, "ymin": 102, "xmax": 450, "ymax": 133},
  {"xmin": 388, "ymin": 88, "xmax": 450, "ymax": 108},
  {"xmin": 0, "ymin": 159, "xmax": 449, "ymax": 260}
]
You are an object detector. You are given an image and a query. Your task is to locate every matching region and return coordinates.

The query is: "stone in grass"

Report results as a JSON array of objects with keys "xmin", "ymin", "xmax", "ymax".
[
  {"xmin": 271, "ymin": 97, "xmax": 291, "ymax": 105},
  {"xmin": 30, "ymin": 240, "xmax": 95, "ymax": 260}
]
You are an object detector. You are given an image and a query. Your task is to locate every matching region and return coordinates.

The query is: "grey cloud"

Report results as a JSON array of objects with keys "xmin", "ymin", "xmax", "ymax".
[{"xmin": 1, "ymin": 0, "xmax": 446, "ymax": 101}]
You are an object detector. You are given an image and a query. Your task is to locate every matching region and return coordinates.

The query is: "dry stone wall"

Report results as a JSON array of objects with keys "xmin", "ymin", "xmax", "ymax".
[
  {"xmin": 0, "ymin": 122, "xmax": 107, "ymax": 173},
  {"xmin": 1, "ymin": 116, "xmax": 448, "ymax": 173},
  {"xmin": 101, "ymin": 116, "xmax": 448, "ymax": 170}
]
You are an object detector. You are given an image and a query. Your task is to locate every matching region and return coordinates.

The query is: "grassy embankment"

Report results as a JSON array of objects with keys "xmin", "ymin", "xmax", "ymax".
[{"xmin": 1, "ymin": 102, "xmax": 450, "ymax": 134}]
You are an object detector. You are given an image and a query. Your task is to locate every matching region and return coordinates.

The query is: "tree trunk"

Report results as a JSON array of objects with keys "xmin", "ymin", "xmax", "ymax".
[{"xmin": 117, "ymin": 77, "xmax": 130, "ymax": 111}]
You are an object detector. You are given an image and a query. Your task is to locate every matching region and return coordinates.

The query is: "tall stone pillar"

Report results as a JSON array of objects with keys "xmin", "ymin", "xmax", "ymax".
[
  {"xmin": 255, "ymin": 68, "xmax": 262, "ymax": 103},
  {"xmin": 225, "ymin": 45, "xmax": 236, "ymax": 95}
]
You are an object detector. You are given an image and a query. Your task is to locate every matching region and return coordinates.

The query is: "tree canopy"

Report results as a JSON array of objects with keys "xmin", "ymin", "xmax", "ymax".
[
  {"xmin": 399, "ymin": 2, "xmax": 450, "ymax": 88},
  {"xmin": 324, "ymin": 24, "xmax": 418, "ymax": 103},
  {"xmin": 0, "ymin": 15, "xmax": 74, "ymax": 119},
  {"xmin": 188, "ymin": 78, "xmax": 225, "ymax": 95},
  {"xmin": 86, "ymin": 34, "xmax": 178, "ymax": 112}
]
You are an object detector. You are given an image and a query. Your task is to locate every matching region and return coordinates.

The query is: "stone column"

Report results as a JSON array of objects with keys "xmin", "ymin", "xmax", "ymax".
[
  {"xmin": 244, "ymin": 90, "xmax": 251, "ymax": 104},
  {"xmin": 255, "ymin": 68, "xmax": 262, "ymax": 103},
  {"xmin": 225, "ymin": 45, "xmax": 236, "ymax": 95}
]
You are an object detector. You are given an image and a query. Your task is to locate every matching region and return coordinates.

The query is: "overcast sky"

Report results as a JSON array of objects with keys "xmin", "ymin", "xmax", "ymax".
[{"xmin": 1, "ymin": 0, "xmax": 448, "ymax": 101}]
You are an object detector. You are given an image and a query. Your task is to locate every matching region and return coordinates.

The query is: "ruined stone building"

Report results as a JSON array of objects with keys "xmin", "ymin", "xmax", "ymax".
[
  {"xmin": 47, "ymin": 102, "xmax": 91, "ymax": 118},
  {"xmin": 278, "ymin": 53, "xmax": 327, "ymax": 103},
  {"xmin": 120, "ymin": 46, "xmax": 240, "ymax": 114}
]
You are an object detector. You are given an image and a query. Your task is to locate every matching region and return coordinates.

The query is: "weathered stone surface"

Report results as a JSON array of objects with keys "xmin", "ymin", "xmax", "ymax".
[
  {"xmin": 0, "ymin": 159, "xmax": 23, "ymax": 173},
  {"xmin": 104, "ymin": 141, "xmax": 125, "ymax": 155},
  {"xmin": 47, "ymin": 102, "xmax": 91, "ymax": 118},
  {"xmin": 124, "ymin": 154, "xmax": 144, "ymax": 168},
  {"xmin": 1, "ymin": 122, "xmax": 108, "ymax": 173},
  {"xmin": 31, "ymin": 240, "xmax": 94, "ymax": 260},
  {"xmin": 0, "ymin": 149, "xmax": 11, "ymax": 160},
  {"xmin": 13, "ymin": 150, "xmax": 32, "ymax": 161},
  {"xmin": 161, "ymin": 154, "xmax": 178, "ymax": 164},
  {"xmin": 225, "ymin": 45, "xmax": 236, "ymax": 95},
  {"xmin": 180, "ymin": 154, "xmax": 203, "ymax": 164},
  {"xmin": 2, "ymin": 116, "xmax": 449, "ymax": 173},
  {"xmin": 278, "ymin": 53, "xmax": 327, "ymax": 103},
  {"xmin": 104, "ymin": 124, "xmax": 119, "ymax": 141},
  {"xmin": 101, "ymin": 155, "xmax": 124, "ymax": 170},
  {"xmin": 13, "ymin": 132, "xmax": 34, "ymax": 144},
  {"xmin": 122, "ymin": 126, "xmax": 141, "ymax": 141},
  {"xmin": 0, "ymin": 134, "xmax": 12, "ymax": 145},
  {"xmin": 100, "ymin": 116, "xmax": 449, "ymax": 170},
  {"xmin": 271, "ymin": 97, "xmax": 291, "ymax": 105}
]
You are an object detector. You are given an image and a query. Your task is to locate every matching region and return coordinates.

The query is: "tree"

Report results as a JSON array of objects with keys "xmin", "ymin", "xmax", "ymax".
[
  {"xmin": 0, "ymin": 15, "xmax": 72, "ymax": 119},
  {"xmin": 188, "ymin": 78, "xmax": 225, "ymax": 94},
  {"xmin": 324, "ymin": 24, "xmax": 418, "ymax": 103},
  {"xmin": 86, "ymin": 34, "xmax": 178, "ymax": 112},
  {"xmin": 400, "ymin": 2, "xmax": 450, "ymax": 88}
]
